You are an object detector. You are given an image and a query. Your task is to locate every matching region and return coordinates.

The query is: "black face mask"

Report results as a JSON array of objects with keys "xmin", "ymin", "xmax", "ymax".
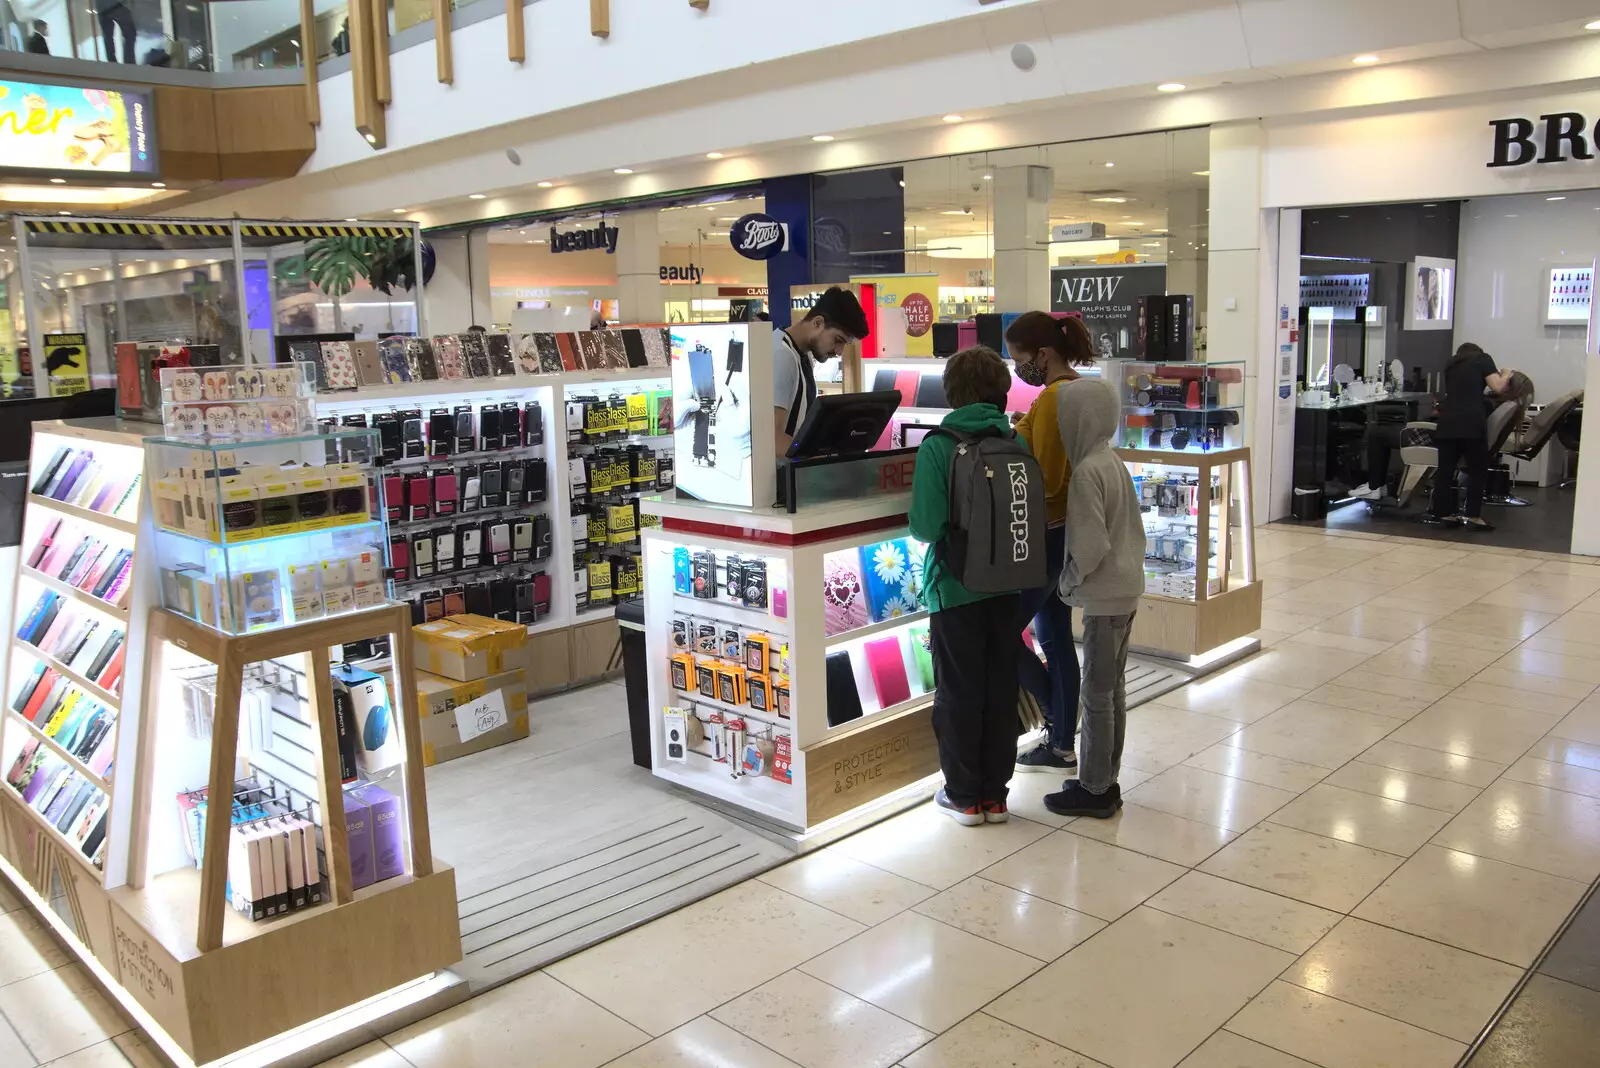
[{"xmin": 1013, "ymin": 354, "xmax": 1048, "ymax": 387}]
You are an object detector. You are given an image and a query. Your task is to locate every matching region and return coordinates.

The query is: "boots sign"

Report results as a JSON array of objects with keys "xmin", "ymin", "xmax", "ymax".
[
  {"xmin": 1489, "ymin": 113, "xmax": 1600, "ymax": 168},
  {"xmin": 550, "ymin": 222, "xmax": 618, "ymax": 254}
]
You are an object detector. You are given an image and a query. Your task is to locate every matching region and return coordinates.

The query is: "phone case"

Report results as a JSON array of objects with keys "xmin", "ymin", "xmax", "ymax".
[
  {"xmin": 524, "ymin": 402, "xmax": 544, "ymax": 446},
  {"xmin": 352, "ymin": 341, "xmax": 385, "ymax": 385},
  {"xmin": 504, "ymin": 463, "xmax": 525, "ymax": 506},
  {"xmin": 459, "ymin": 466, "xmax": 481, "ymax": 513},
  {"xmin": 487, "ymin": 522, "xmax": 511, "ymax": 564},
  {"xmin": 825, "ymin": 650, "xmax": 865, "ymax": 727},
  {"xmin": 379, "ymin": 337, "xmax": 412, "ymax": 383},
  {"xmin": 478, "ymin": 407, "xmax": 501, "ymax": 452},
  {"xmin": 511, "ymin": 519, "xmax": 533, "ymax": 562},
  {"xmin": 389, "ymin": 535, "xmax": 411, "ymax": 582},
  {"xmin": 514, "ymin": 334, "xmax": 542, "ymax": 375},
  {"xmin": 320, "ymin": 342, "xmax": 359, "ymax": 391},
  {"xmin": 402, "ymin": 416, "xmax": 426, "ymax": 459},
  {"xmin": 487, "ymin": 333, "xmax": 517, "ymax": 376},
  {"xmin": 411, "ymin": 534, "xmax": 435, "ymax": 578},
  {"xmin": 429, "ymin": 411, "xmax": 454, "ymax": 457},
  {"xmin": 442, "ymin": 587, "xmax": 467, "ymax": 616},
  {"xmin": 460, "ymin": 333, "xmax": 492, "ymax": 378},
  {"xmin": 407, "ymin": 338, "xmax": 440, "ymax": 381},
  {"xmin": 459, "ymin": 526, "xmax": 482, "ymax": 568},
  {"xmin": 535, "ymin": 334, "xmax": 565, "ymax": 373},
  {"xmin": 434, "ymin": 531, "xmax": 457, "ymax": 573},
  {"xmin": 405, "ymin": 474, "xmax": 432, "ymax": 520},
  {"xmin": 432, "ymin": 470, "xmax": 458, "ymax": 516},
  {"xmin": 500, "ymin": 403, "xmax": 521, "ymax": 449},
  {"xmin": 433, "ymin": 336, "xmax": 466, "ymax": 380},
  {"xmin": 479, "ymin": 465, "xmax": 503, "ymax": 508}
]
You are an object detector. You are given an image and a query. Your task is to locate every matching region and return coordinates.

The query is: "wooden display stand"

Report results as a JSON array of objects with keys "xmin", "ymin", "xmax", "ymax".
[
  {"xmin": 2, "ymin": 601, "xmax": 462, "ymax": 1066},
  {"xmin": 1117, "ymin": 446, "xmax": 1261, "ymax": 659}
]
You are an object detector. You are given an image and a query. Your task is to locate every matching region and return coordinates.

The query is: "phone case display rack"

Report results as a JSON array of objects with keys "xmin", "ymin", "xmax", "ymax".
[
  {"xmin": 312, "ymin": 325, "xmax": 771, "ymax": 693},
  {"xmin": 1118, "ymin": 447, "xmax": 1260, "ymax": 659},
  {"xmin": 0, "ymin": 420, "xmax": 461, "ymax": 1067},
  {"xmin": 641, "ymin": 499, "xmax": 943, "ymax": 835}
]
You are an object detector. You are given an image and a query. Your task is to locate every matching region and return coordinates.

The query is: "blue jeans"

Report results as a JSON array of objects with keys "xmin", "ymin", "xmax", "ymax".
[{"xmin": 1017, "ymin": 525, "xmax": 1079, "ymax": 752}]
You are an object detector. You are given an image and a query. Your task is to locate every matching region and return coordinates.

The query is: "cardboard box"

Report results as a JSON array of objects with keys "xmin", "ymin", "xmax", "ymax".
[
  {"xmin": 412, "ymin": 613, "xmax": 532, "ymax": 681},
  {"xmin": 399, "ymin": 667, "xmax": 530, "ymax": 766}
]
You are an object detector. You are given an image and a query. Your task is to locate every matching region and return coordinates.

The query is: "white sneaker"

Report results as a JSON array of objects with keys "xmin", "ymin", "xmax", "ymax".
[{"xmin": 1349, "ymin": 484, "xmax": 1383, "ymax": 500}]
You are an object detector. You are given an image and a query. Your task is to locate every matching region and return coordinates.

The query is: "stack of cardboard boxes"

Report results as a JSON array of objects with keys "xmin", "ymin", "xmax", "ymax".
[{"xmin": 395, "ymin": 614, "xmax": 533, "ymax": 766}]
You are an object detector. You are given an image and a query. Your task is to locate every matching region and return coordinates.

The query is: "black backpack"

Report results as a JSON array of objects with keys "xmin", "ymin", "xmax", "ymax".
[{"xmin": 929, "ymin": 427, "xmax": 1047, "ymax": 593}]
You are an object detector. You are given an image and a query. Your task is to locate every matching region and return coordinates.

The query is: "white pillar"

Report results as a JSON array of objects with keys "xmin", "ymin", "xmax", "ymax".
[
  {"xmin": 993, "ymin": 165, "xmax": 1052, "ymax": 314},
  {"xmin": 425, "ymin": 230, "xmax": 492, "ymax": 330},
  {"xmin": 1207, "ymin": 121, "xmax": 1279, "ymax": 526},
  {"xmin": 615, "ymin": 210, "xmax": 664, "ymax": 324}
]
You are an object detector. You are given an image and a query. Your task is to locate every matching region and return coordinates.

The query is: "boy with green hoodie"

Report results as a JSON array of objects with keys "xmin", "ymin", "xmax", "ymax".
[
  {"xmin": 1043, "ymin": 378, "xmax": 1146, "ymax": 819},
  {"xmin": 908, "ymin": 346, "xmax": 1029, "ymax": 826}
]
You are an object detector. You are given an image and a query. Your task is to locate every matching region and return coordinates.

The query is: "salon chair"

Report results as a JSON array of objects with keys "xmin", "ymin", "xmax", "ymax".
[
  {"xmin": 1485, "ymin": 390, "xmax": 1583, "ymax": 506},
  {"xmin": 1558, "ymin": 406, "xmax": 1582, "ymax": 488},
  {"xmin": 1396, "ymin": 399, "xmax": 1524, "ymax": 508}
]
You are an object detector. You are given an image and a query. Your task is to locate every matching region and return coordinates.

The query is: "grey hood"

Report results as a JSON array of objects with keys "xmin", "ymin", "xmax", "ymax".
[{"xmin": 1056, "ymin": 378, "xmax": 1119, "ymax": 467}]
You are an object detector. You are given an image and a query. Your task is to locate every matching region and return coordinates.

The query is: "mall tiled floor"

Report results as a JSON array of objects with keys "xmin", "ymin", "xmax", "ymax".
[{"xmin": 6, "ymin": 526, "xmax": 1600, "ymax": 1067}]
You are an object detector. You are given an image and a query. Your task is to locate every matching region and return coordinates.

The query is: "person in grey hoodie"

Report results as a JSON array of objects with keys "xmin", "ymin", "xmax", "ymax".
[{"xmin": 1043, "ymin": 377, "xmax": 1146, "ymax": 818}]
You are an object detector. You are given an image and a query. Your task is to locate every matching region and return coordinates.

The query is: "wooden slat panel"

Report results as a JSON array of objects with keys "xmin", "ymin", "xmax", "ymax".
[
  {"xmin": 152, "ymin": 86, "xmax": 220, "ymax": 183},
  {"xmin": 212, "ymin": 87, "xmax": 315, "ymax": 180},
  {"xmin": 371, "ymin": 0, "xmax": 392, "ymax": 104},
  {"xmin": 300, "ymin": 0, "xmax": 320, "ymax": 125},
  {"xmin": 389, "ymin": 606, "xmax": 434, "ymax": 877},
  {"xmin": 506, "ymin": 0, "xmax": 525, "ymax": 62},
  {"xmin": 590, "ymin": 0, "xmax": 609, "ymax": 38},
  {"xmin": 195, "ymin": 649, "xmax": 242, "ymax": 953},
  {"xmin": 433, "ymin": 0, "xmax": 454, "ymax": 83},
  {"xmin": 307, "ymin": 648, "xmax": 354, "ymax": 905}
]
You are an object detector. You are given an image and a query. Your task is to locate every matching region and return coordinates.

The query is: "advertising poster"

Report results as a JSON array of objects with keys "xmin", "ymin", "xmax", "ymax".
[
  {"xmin": 670, "ymin": 323, "xmax": 753, "ymax": 506},
  {"xmin": 1050, "ymin": 264, "xmax": 1167, "ymax": 359},
  {"xmin": 44, "ymin": 333, "xmax": 90, "ymax": 396},
  {"xmin": 0, "ymin": 79, "xmax": 156, "ymax": 175},
  {"xmin": 851, "ymin": 274, "xmax": 938, "ymax": 357}
]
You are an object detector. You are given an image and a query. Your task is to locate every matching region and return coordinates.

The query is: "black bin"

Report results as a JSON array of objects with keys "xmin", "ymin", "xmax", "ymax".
[{"xmin": 615, "ymin": 598, "xmax": 653, "ymax": 769}]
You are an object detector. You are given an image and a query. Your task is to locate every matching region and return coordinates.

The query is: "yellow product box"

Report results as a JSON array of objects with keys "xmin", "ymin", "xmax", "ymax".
[
  {"xmin": 626, "ymin": 393, "xmax": 649, "ymax": 433},
  {"xmin": 218, "ymin": 481, "xmax": 264, "ymax": 542},
  {"xmin": 412, "ymin": 612, "xmax": 532, "ymax": 681},
  {"xmin": 294, "ymin": 473, "xmax": 336, "ymax": 531},
  {"xmin": 607, "ymin": 504, "xmax": 636, "ymax": 545}
]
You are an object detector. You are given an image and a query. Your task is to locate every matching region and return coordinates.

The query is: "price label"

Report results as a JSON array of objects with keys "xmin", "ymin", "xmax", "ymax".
[{"xmin": 455, "ymin": 688, "xmax": 508, "ymax": 744}]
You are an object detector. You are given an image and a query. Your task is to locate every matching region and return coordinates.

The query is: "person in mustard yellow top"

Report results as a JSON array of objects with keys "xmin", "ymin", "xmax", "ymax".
[{"xmin": 1004, "ymin": 311, "xmax": 1098, "ymax": 772}]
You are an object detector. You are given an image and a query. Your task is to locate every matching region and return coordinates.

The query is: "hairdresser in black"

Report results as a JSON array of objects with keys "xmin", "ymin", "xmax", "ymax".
[{"xmin": 1428, "ymin": 342, "xmax": 1518, "ymax": 531}]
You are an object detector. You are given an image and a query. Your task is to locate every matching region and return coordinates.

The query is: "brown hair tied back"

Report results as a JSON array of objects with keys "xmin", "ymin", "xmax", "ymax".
[{"xmin": 1004, "ymin": 311, "xmax": 1097, "ymax": 366}]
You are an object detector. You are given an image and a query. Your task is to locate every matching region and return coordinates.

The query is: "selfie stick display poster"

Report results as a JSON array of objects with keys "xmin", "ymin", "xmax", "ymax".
[{"xmin": 670, "ymin": 323, "xmax": 754, "ymax": 507}]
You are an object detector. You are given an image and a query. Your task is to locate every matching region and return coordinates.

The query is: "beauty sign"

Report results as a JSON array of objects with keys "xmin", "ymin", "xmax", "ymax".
[{"xmin": 0, "ymin": 79, "xmax": 156, "ymax": 176}]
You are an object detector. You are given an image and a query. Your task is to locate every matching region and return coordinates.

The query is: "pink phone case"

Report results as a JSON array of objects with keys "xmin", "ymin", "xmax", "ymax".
[{"xmin": 863, "ymin": 636, "xmax": 911, "ymax": 708}]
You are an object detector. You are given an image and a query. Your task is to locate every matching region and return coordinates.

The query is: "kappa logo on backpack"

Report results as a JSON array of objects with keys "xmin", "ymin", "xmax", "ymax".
[{"xmin": 931, "ymin": 427, "xmax": 1047, "ymax": 593}]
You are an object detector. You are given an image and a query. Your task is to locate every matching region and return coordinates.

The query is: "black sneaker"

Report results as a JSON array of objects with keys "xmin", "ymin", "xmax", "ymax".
[
  {"xmin": 1016, "ymin": 744, "xmax": 1078, "ymax": 773},
  {"xmin": 1043, "ymin": 781, "xmax": 1121, "ymax": 819},
  {"xmin": 935, "ymin": 787, "xmax": 984, "ymax": 826}
]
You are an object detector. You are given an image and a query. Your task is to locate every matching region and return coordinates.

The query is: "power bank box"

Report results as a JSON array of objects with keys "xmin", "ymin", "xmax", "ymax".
[
  {"xmin": 332, "ymin": 663, "xmax": 404, "ymax": 774},
  {"xmin": 343, "ymin": 789, "xmax": 376, "ymax": 890},
  {"xmin": 350, "ymin": 783, "xmax": 404, "ymax": 883}
]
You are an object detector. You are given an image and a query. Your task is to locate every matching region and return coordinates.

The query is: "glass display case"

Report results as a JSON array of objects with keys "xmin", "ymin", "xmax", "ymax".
[
  {"xmin": 144, "ymin": 428, "xmax": 389, "ymax": 634},
  {"xmin": 1118, "ymin": 447, "xmax": 1260, "ymax": 659},
  {"xmin": 1106, "ymin": 360, "xmax": 1246, "ymax": 453}
]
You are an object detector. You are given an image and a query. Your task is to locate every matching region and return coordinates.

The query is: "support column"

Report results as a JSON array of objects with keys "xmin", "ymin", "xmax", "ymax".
[
  {"xmin": 993, "ymin": 165, "xmax": 1052, "ymax": 314},
  {"xmin": 1207, "ymin": 121, "xmax": 1279, "ymax": 526},
  {"xmin": 424, "ymin": 230, "xmax": 491, "ymax": 331},
  {"xmin": 764, "ymin": 174, "xmax": 811, "ymax": 328},
  {"xmin": 614, "ymin": 210, "xmax": 663, "ymax": 324}
]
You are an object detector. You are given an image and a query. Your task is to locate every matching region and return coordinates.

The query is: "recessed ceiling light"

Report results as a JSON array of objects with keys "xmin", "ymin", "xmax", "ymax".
[
  {"xmin": 49, "ymin": 178, "xmax": 65, "ymax": 184},
  {"xmin": 363, "ymin": 132, "xmax": 377, "ymax": 143},
  {"xmin": 392, "ymin": 208, "xmax": 408, "ymax": 213},
  {"xmin": 1588, "ymin": 18, "xmax": 1600, "ymax": 30},
  {"xmin": 942, "ymin": 114, "xmax": 964, "ymax": 123},
  {"xmin": 812, "ymin": 134, "xmax": 835, "ymax": 142},
  {"xmin": 345, "ymin": 217, "xmax": 357, "ymax": 222},
  {"xmin": 939, "ymin": 209, "xmax": 971, "ymax": 215},
  {"xmin": 1193, "ymin": 170, "xmax": 1209, "ymax": 177},
  {"xmin": 1353, "ymin": 54, "xmax": 1379, "ymax": 65},
  {"xmin": 705, "ymin": 151, "xmax": 724, "ymax": 159},
  {"xmin": 537, "ymin": 181, "xmax": 554, "ymax": 188},
  {"xmin": 58, "ymin": 211, "xmax": 70, "ymax": 215},
  {"xmin": 469, "ymin": 193, "xmax": 486, "ymax": 200},
  {"xmin": 1104, "ymin": 161, "xmax": 1115, "ymax": 168},
  {"xmin": 1156, "ymin": 82, "xmax": 1185, "ymax": 92},
  {"xmin": 614, "ymin": 168, "xmax": 635, "ymax": 175},
  {"xmin": 1091, "ymin": 196, "xmax": 1128, "ymax": 203},
  {"xmin": 1548, "ymin": 196, "xmax": 1568, "ymax": 201}
]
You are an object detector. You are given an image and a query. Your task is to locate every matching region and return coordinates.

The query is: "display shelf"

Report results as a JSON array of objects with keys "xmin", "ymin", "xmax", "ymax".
[
  {"xmin": 5, "ymin": 708, "xmax": 112, "ymax": 792},
  {"xmin": 32, "ymin": 420, "xmax": 154, "ymax": 448},
  {"xmin": 0, "ymin": 788, "xmax": 101, "ymax": 875},
  {"xmin": 19, "ymin": 565, "xmax": 131, "ymax": 622},
  {"xmin": 653, "ymin": 757, "xmax": 795, "ymax": 827},
  {"xmin": 154, "ymin": 517, "xmax": 387, "ymax": 552},
  {"xmin": 12, "ymin": 639, "xmax": 122, "ymax": 708},
  {"xmin": 1106, "ymin": 360, "xmax": 1247, "ymax": 454},
  {"xmin": 825, "ymin": 610, "xmax": 928, "ymax": 646},
  {"xmin": 673, "ymin": 688, "xmax": 791, "ymax": 731},
  {"xmin": 672, "ymin": 594, "xmax": 790, "ymax": 634},
  {"xmin": 27, "ymin": 495, "xmax": 138, "ymax": 536}
]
